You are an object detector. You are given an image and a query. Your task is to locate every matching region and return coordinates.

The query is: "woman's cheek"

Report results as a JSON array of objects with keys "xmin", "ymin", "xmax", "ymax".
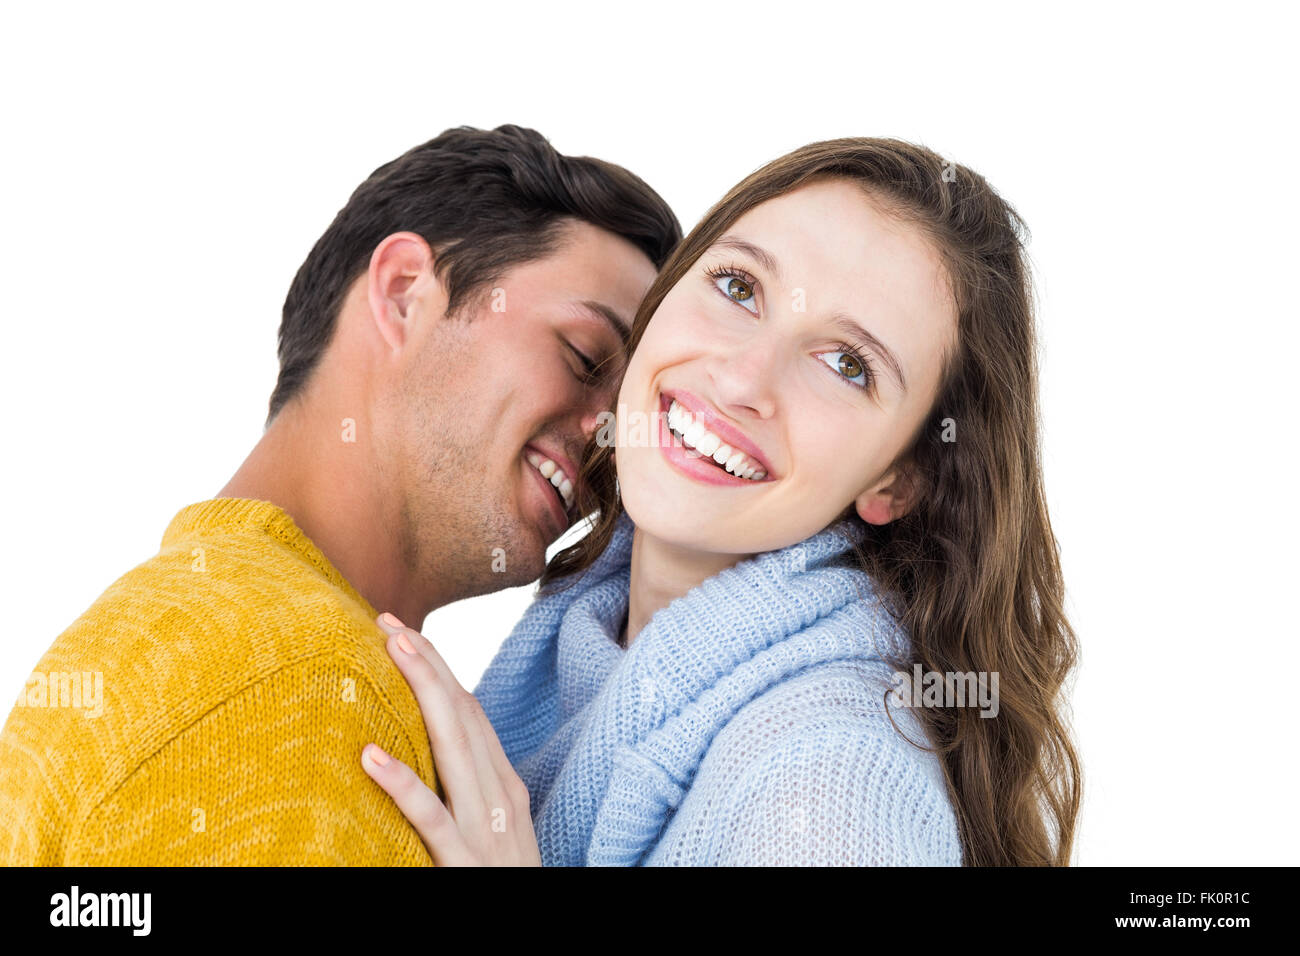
[
  {"xmin": 803, "ymin": 417, "xmax": 874, "ymax": 508},
  {"xmin": 651, "ymin": 306, "xmax": 700, "ymax": 346}
]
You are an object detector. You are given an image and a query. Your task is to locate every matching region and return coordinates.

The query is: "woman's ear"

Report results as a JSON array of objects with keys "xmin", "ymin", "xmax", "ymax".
[{"xmin": 854, "ymin": 461, "xmax": 919, "ymax": 526}]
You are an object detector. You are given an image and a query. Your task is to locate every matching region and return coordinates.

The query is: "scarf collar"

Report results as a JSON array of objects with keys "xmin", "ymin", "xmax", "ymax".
[{"xmin": 475, "ymin": 510, "xmax": 913, "ymax": 865}]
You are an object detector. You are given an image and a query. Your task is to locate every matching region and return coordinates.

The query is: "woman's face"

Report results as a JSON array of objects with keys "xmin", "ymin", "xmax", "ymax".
[{"xmin": 614, "ymin": 178, "xmax": 958, "ymax": 556}]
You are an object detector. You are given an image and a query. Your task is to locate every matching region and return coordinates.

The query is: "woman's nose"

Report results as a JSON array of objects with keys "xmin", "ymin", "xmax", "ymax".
[{"xmin": 703, "ymin": 338, "xmax": 780, "ymax": 421}]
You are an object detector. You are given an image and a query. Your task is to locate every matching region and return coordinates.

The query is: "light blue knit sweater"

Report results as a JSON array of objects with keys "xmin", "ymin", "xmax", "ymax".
[{"xmin": 473, "ymin": 511, "xmax": 964, "ymax": 866}]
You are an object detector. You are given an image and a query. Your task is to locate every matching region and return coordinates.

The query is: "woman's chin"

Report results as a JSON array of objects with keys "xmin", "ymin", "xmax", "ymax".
[
  {"xmin": 621, "ymin": 482, "xmax": 726, "ymax": 552},
  {"xmin": 620, "ymin": 481, "xmax": 789, "ymax": 559}
]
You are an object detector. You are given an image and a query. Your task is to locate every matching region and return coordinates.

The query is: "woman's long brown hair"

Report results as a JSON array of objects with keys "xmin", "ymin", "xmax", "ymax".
[{"xmin": 541, "ymin": 138, "xmax": 1082, "ymax": 866}]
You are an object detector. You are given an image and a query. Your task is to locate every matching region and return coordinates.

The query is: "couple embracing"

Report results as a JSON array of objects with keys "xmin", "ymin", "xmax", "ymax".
[{"xmin": 0, "ymin": 125, "xmax": 1080, "ymax": 867}]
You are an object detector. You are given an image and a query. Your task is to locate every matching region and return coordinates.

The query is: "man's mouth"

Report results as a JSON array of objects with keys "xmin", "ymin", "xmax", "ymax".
[
  {"xmin": 660, "ymin": 392, "xmax": 770, "ymax": 481},
  {"xmin": 524, "ymin": 447, "xmax": 576, "ymax": 513}
]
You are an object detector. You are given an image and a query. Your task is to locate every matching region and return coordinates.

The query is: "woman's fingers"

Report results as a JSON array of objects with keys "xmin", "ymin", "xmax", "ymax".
[
  {"xmin": 380, "ymin": 612, "xmax": 460, "ymax": 686},
  {"xmin": 383, "ymin": 615, "xmax": 524, "ymax": 796},
  {"xmin": 367, "ymin": 613, "xmax": 543, "ymax": 865},
  {"xmin": 375, "ymin": 614, "xmax": 511, "ymax": 825},
  {"xmin": 376, "ymin": 616, "xmax": 485, "ymax": 814},
  {"xmin": 361, "ymin": 744, "xmax": 476, "ymax": 866}
]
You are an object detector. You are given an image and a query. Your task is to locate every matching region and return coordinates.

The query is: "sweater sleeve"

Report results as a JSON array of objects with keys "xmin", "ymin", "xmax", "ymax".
[
  {"xmin": 644, "ymin": 665, "xmax": 964, "ymax": 867},
  {"xmin": 60, "ymin": 653, "xmax": 436, "ymax": 866}
]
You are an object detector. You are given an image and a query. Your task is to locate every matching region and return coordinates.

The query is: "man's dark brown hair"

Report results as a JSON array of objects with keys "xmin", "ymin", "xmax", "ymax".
[{"xmin": 269, "ymin": 124, "xmax": 682, "ymax": 423}]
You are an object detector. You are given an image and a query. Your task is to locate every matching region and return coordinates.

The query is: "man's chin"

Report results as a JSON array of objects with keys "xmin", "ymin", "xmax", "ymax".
[
  {"xmin": 501, "ymin": 519, "xmax": 552, "ymax": 587},
  {"xmin": 505, "ymin": 553, "xmax": 548, "ymax": 589}
]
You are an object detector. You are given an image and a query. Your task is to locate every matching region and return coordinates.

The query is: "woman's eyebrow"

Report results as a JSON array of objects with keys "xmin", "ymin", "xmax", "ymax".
[{"xmin": 711, "ymin": 236, "xmax": 786, "ymax": 286}]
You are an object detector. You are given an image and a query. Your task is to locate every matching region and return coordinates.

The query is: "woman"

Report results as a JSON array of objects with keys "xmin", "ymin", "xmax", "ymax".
[{"xmin": 361, "ymin": 137, "xmax": 1082, "ymax": 866}]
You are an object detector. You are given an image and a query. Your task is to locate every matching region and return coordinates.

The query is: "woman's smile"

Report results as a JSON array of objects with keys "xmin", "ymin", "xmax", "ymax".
[
  {"xmin": 662, "ymin": 388, "xmax": 773, "ymax": 478},
  {"xmin": 654, "ymin": 387, "xmax": 774, "ymax": 488}
]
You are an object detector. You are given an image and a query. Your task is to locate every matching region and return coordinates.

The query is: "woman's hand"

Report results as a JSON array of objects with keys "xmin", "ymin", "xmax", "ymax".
[{"xmin": 362, "ymin": 612, "xmax": 542, "ymax": 866}]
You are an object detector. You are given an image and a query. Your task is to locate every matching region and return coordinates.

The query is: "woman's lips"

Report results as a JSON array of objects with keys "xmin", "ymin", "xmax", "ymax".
[
  {"xmin": 659, "ymin": 387, "xmax": 774, "ymax": 477},
  {"xmin": 655, "ymin": 393, "xmax": 768, "ymax": 488}
]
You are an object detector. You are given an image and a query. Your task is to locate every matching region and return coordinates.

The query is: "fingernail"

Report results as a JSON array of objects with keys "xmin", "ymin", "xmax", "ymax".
[
  {"xmin": 377, "ymin": 612, "xmax": 404, "ymax": 632},
  {"xmin": 395, "ymin": 632, "xmax": 416, "ymax": 655},
  {"xmin": 366, "ymin": 744, "xmax": 390, "ymax": 767}
]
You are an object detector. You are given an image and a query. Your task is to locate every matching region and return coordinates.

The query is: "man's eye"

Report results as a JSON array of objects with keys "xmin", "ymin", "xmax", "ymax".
[
  {"xmin": 567, "ymin": 343, "xmax": 599, "ymax": 381},
  {"xmin": 710, "ymin": 271, "xmax": 759, "ymax": 314}
]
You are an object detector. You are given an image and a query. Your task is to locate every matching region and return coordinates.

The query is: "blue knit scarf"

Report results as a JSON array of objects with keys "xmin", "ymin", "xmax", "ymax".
[{"xmin": 472, "ymin": 510, "xmax": 913, "ymax": 866}]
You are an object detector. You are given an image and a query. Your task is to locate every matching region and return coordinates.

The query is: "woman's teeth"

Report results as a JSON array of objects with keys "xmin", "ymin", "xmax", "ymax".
[
  {"xmin": 666, "ymin": 399, "xmax": 766, "ymax": 480},
  {"xmin": 525, "ymin": 451, "xmax": 574, "ymax": 510}
]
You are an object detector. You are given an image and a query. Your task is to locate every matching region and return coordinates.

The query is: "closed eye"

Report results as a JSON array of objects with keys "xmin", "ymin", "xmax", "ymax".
[{"xmin": 566, "ymin": 341, "xmax": 598, "ymax": 383}]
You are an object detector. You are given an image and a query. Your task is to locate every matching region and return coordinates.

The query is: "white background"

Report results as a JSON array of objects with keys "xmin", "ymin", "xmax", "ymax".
[{"xmin": 1, "ymin": 1, "xmax": 1294, "ymax": 865}]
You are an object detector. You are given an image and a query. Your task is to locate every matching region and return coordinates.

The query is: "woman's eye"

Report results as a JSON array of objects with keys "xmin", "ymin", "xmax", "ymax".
[
  {"xmin": 816, "ymin": 350, "xmax": 869, "ymax": 388},
  {"xmin": 713, "ymin": 274, "xmax": 758, "ymax": 314}
]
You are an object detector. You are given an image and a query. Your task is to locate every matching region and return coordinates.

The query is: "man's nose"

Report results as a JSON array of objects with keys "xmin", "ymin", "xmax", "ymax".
[
  {"xmin": 578, "ymin": 403, "xmax": 611, "ymax": 445},
  {"xmin": 576, "ymin": 376, "xmax": 621, "ymax": 440}
]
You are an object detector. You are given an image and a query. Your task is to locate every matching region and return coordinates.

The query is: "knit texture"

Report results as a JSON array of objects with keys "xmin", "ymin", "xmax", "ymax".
[
  {"xmin": 0, "ymin": 498, "xmax": 437, "ymax": 865},
  {"xmin": 474, "ymin": 511, "xmax": 964, "ymax": 866}
]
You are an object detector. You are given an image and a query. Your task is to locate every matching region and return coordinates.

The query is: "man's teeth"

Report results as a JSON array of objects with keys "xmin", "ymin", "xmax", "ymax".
[
  {"xmin": 666, "ymin": 399, "xmax": 767, "ymax": 480},
  {"xmin": 525, "ymin": 451, "xmax": 574, "ymax": 509}
]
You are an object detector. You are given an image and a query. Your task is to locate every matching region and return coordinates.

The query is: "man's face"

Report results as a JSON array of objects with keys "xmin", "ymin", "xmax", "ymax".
[{"xmin": 388, "ymin": 219, "xmax": 657, "ymax": 596}]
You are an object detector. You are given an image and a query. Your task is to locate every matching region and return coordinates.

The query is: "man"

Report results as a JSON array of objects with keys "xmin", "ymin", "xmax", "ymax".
[{"xmin": 0, "ymin": 125, "xmax": 678, "ymax": 865}]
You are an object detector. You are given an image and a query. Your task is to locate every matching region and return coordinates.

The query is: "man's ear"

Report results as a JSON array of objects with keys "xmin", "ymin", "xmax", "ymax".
[
  {"xmin": 366, "ymin": 232, "xmax": 441, "ymax": 352},
  {"xmin": 854, "ymin": 460, "xmax": 920, "ymax": 526}
]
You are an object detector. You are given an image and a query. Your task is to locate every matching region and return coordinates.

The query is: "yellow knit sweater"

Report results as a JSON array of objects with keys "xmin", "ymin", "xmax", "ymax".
[{"xmin": 0, "ymin": 498, "xmax": 438, "ymax": 865}]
